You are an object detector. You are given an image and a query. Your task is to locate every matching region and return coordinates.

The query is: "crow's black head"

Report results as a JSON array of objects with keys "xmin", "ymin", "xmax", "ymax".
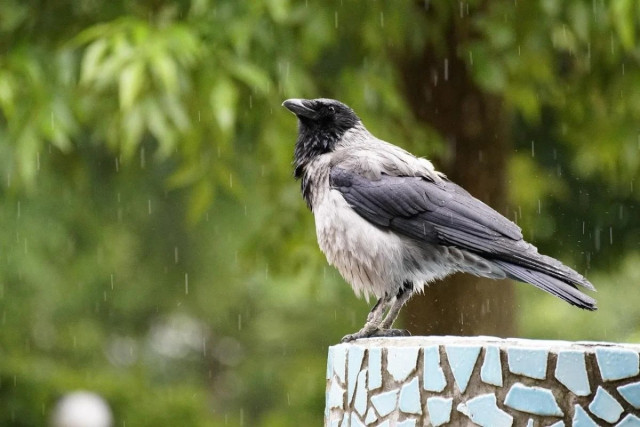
[{"xmin": 283, "ymin": 98, "xmax": 360, "ymax": 179}]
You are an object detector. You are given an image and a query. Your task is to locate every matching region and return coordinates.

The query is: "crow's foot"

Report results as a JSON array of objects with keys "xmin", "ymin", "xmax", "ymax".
[{"xmin": 341, "ymin": 328, "xmax": 411, "ymax": 343}]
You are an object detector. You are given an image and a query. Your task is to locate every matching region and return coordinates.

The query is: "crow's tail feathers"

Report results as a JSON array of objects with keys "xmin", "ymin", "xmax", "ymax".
[{"xmin": 493, "ymin": 260, "xmax": 597, "ymax": 311}]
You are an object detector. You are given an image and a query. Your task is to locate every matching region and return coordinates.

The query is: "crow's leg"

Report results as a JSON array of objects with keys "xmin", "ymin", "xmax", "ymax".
[
  {"xmin": 341, "ymin": 282, "xmax": 413, "ymax": 342},
  {"xmin": 341, "ymin": 295, "xmax": 392, "ymax": 342},
  {"xmin": 366, "ymin": 297, "xmax": 386, "ymax": 324},
  {"xmin": 379, "ymin": 282, "xmax": 413, "ymax": 331}
]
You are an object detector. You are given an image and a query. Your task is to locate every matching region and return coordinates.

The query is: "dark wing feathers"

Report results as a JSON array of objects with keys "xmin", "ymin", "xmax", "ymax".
[{"xmin": 330, "ymin": 167, "xmax": 596, "ymax": 308}]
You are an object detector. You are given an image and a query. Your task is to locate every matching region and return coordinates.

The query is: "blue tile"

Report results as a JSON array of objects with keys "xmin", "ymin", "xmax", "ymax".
[
  {"xmin": 328, "ymin": 380, "xmax": 345, "ymax": 409},
  {"xmin": 508, "ymin": 347, "xmax": 548, "ymax": 380},
  {"xmin": 504, "ymin": 382, "xmax": 563, "ymax": 416},
  {"xmin": 617, "ymin": 414, "xmax": 640, "ymax": 427},
  {"xmin": 350, "ymin": 412, "xmax": 365, "ymax": 427},
  {"xmin": 457, "ymin": 393, "xmax": 513, "ymax": 427},
  {"xmin": 376, "ymin": 421, "xmax": 390, "ymax": 427},
  {"xmin": 481, "ymin": 345, "xmax": 503, "ymax": 386},
  {"xmin": 370, "ymin": 389, "xmax": 399, "ymax": 417},
  {"xmin": 368, "ymin": 347, "xmax": 382, "ymax": 390},
  {"xmin": 399, "ymin": 377, "xmax": 421, "ymax": 415},
  {"xmin": 555, "ymin": 350, "xmax": 591, "ymax": 396},
  {"xmin": 588, "ymin": 386, "xmax": 623, "ymax": 423},
  {"xmin": 329, "ymin": 418, "xmax": 340, "ymax": 427},
  {"xmin": 618, "ymin": 381, "xmax": 640, "ymax": 409},
  {"xmin": 547, "ymin": 422, "xmax": 564, "ymax": 427},
  {"xmin": 353, "ymin": 369, "xmax": 368, "ymax": 417},
  {"xmin": 327, "ymin": 347, "xmax": 334, "ymax": 380},
  {"xmin": 340, "ymin": 412, "xmax": 349, "ymax": 427},
  {"xmin": 333, "ymin": 344, "xmax": 347, "ymax": 383},
  {"xmin": 387, "ymin": 347, "xmax": 419, "ymax": 382},
  {"xmin": 423, "ymin": 345, "xmax": 446, "ymax": 392},
  {"xmin": 445, "ymin": 345, "xmax": 481, "ymax": 393},
  {"xmin": 348, "ymin": 346, "xmax": 365, "ymax": 404},
  {"xmin": 364, "ymin": 408, "xmax": 377, "ymax": 424},
  {"xmin": 397, "ymin": 419, "xmax": 416, "ymax": 427},
  {"xmin": 426, "ymin": 397, "xmax": 452, "ymax": 427},
  {"xmin": 595, "ymin": 347, "xmax": 639, "ymax": 381},
  {"xmin": 572, "ymin": 404, "xmax": 598, "ymax": 426}
]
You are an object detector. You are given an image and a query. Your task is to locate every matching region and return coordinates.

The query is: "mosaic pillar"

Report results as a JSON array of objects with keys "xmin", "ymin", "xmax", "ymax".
[{"xmin": 325, "ymin": 336, "xmax": 640, "ymax": 426}]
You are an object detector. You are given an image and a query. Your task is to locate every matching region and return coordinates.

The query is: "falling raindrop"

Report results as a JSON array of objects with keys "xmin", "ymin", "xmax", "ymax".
[
  {"xmin": 444, "ymin": 58, "xmax": 449, "ymax": 81},
  {"xmin": 140, "ymin": 147, "xmax": 146, "ymax": 169},
  {"xmin": 185, "ymin": 273, "xmax": 189, "ymax": 295},
  {"xmin": 531, "ymin": 140, "xmax": 535, "ymax": 157},
  {"xmin": 609, "ymin": 227, "xmax": 613, "ymax": 245},
  {"xmin": 174, "ymin": 247, "xmax": 179, "ymax": 264},
  {"xmin": 334, "ymin": 11, "xmax": 338, "ymax": 28}
]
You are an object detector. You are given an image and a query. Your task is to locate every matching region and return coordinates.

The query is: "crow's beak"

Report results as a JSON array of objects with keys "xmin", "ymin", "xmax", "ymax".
[{"xmin": 282, "ymin": 99, "xmax": 317, "ymax": 119}]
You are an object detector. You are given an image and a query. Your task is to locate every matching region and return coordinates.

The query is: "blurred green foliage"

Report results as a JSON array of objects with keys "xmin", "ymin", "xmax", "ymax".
[{"xmin": 0, "ymin": 0, "xmax": 639, "ymax": 425}]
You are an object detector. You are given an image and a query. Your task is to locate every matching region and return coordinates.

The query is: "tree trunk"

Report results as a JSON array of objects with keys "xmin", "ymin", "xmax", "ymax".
[{"xmin": 398, "ymin": 5, "xmax": 516, "ymax": 337}]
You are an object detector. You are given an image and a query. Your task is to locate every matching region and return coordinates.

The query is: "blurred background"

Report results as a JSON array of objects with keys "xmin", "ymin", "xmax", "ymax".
[{"xmin": 1, "ymin": 0, "xmax": 639, "ymax": 425}]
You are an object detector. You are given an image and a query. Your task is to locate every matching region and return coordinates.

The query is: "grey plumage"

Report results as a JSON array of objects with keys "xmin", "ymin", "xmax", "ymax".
[{"xmin": 283, "ymin": 98, "xmax": 596, "ymax": 342}]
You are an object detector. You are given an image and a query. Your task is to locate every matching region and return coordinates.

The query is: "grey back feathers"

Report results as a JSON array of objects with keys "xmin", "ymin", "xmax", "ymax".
[{"xmin": 282, "ymin": 98, "xmax": 596, "ymax": 335}]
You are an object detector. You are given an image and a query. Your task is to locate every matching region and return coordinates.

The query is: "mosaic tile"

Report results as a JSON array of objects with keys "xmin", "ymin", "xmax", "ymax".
[
  {"xmin": 445, "ymin": 345, "xmax": 481, "ymax": 393},
  {"xmin": 423, "ymin": 345, "xmax": 446, "ymax": 392},
  {"xmin": 327, "ymin": 347, "xmax": 334, "ymax": 380},
  {"xmin": 370, "ymin": 389, "xmax": 399, "ymax": 418},
  {"xmin": 426, "ymin": 397, "xmax": 452, "ymax": 427},
  {"xmin": 573, "ymin": 404, "xmax": 599, "ymax": 426},
  {"xmin": 588, "ymin": 386, "xmax": 623, "ymax": 423},
  {"xmin": 333, "ymin": 344, "xmax": 347, "ymax": 383},
  {"xmin": 457, "ymin": 393, "xmax": 513, "ymax": 427},
  {"xmin": 555, "ymin": 350, "xmax": 590, "ymax": 396},
  {"xmin": 328, "ymin": 381, "xmax": 345, "ymax": 409},
  {"xmin": 398, "ymin": 376, "xmax": 421, "ymax": 415},
  {"xmin": 616, "ymin": 414, "xmax": 640, "ymax": 427},
  {"xmin": 368, "ymin": 347, "xmax": 382, "ymax": 390},
  {"xmin": 508, "ymin": 347, "xmax": 548, "ymax": 380},
  {"xmin": 617, "ymin": 381, "xmax": 640, "ymax": 409},
  {"xmin": 481, "ymin": 345, "xmax": 502, "ymax": 386},
  {"xmin": 348, "ymin": 346, "xmax": 365, "ymax": 404},
  {"xmin": 326, "ymin": 338, "xmax": 640, "ymax": 426},
  {"xmin": 387, "ymin": 347, "xmax": 419, "ymax": 382},
  {"xmin": 354, "ymin": 369, "xmax": 368, "ymax": 417},
  {"xmin": 364, "ymin": 408, "xmax": 377, "ymax": 425},
  {"xmin": 595, "ymin": 347, "xmax": 639, "ymax": 381},
  {"xmin": 350, "ymin": 412, "xmax": 365, "ymax": 427},
  {"xmin": 504, "ymin": 382, "xmax": 563, "ymax": 416}
]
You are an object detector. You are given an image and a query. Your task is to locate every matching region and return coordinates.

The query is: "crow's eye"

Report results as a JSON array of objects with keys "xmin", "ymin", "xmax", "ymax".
[{"xmin": 328, "ymin": 106, "xmax": 336, "ymax": 114}]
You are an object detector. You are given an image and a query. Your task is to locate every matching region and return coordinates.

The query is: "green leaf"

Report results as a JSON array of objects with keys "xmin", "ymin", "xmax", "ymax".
[
  {"xmin": 210, "ymin": 78, "xmax": 238, "ymax": 136},
  {"xmin": 119, "ymin": 61, "xmax": 145, "ymax": 110},
  {"xmin": 80, "ymin": 39, "xmax": 109, "ymax": 84},
  {"xmin": 611, "ymin": 0, "xmax": 635, "ymax": 50}
]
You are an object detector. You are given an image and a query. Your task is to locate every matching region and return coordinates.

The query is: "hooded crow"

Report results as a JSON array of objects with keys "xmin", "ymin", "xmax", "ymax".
[{"xmin": 283, "ymin": 98, "xmax": 596, "ymax": 342}]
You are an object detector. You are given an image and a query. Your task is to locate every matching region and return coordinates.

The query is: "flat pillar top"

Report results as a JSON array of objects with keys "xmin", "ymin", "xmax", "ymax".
[{"xmin": 335, "ymin": 335, "xmax": 640, "ymax": 352}]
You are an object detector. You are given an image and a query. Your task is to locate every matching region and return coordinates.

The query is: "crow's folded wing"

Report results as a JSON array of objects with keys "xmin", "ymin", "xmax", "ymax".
[{"xmin": 329, "ymin": 167, "xmax": 594, "ymax": 291}]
